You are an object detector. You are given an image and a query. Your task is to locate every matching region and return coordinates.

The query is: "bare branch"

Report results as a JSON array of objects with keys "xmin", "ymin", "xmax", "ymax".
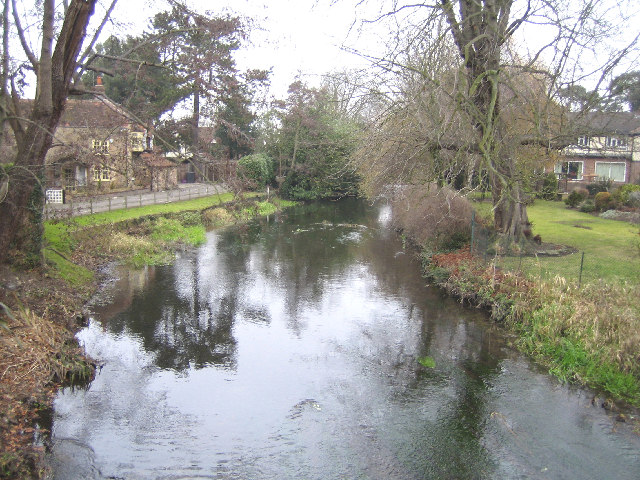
[
  {"xmin": 10, "ymin": 0, "xmax": 38, "ymax": 70},
  {"xmin": 75, "ymin": 0, "xmax": 119, "ymax": 80}
]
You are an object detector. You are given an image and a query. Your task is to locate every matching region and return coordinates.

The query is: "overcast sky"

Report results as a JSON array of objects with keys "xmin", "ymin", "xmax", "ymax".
[{"xmin": 106, "ymin": 0, "xmax": 381, "ymax": 99}]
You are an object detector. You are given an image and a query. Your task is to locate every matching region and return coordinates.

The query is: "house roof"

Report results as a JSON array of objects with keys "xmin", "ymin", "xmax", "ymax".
[
  {"xmin": 571, "ymin": 111, "xmax": 640, "ymax": 136},
  {"xmin": 17, "ymin": 96, "xmax": 145, "ymax": 131},
  {"xmin": 59, "ymin": 96, "xmax": 144, "ymax": 130},
  {"xmin": 141, "ymin": 151, "xmax": 176, "ymax": 168}
]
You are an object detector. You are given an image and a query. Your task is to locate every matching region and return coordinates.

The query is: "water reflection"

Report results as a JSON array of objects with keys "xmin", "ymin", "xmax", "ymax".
[{"xmin": 51, "ymin": 199, "xmax": 640, "ymax": 480}]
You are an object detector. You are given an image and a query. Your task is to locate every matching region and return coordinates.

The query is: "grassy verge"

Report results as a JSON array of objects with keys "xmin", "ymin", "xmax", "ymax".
[{"xmin": 425, "ymin": 199, "xmax": 640, "ymax": 407}]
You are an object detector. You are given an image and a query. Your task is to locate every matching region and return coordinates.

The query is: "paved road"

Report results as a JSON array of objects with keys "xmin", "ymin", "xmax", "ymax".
[{"xmin": 44, "ymin": 182, "xmax": 229, "ymax": 219}]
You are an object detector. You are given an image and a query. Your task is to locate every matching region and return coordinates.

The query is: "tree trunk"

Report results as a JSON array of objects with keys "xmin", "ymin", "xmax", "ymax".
[
  {"xmin": 441, "ymin": 0, "xmax": 528, "ymax": 241},
  {"xmin": 0, "ymin": 0, "xmax": 96, "ymax": 265}
]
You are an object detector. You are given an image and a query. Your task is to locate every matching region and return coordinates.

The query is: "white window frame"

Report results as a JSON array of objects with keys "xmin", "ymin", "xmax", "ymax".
[
  {"xmin": 595, "ymin": 161, "xmax": 626, "ymax": 182},
  {"xmin": 555, "ymin": 160, "xmax": 584, "ymax": 181},
  {"xmin": 92, "ymin": 139, "xmax": 110, "ymax": 155},
  {"xmin": 130, "ymin": 132, "xmax": 145, "ymax": 152},
  {"xmin": 577, "ymin": 135, "xmax": 590, "ymax": 147},
  {"xmin": 93, "ymin": 166, "xmax": 112, "ymax": 182},
  {"xmin": 605, "ymin": 136, "xmax": 627, "ymax": 148}
]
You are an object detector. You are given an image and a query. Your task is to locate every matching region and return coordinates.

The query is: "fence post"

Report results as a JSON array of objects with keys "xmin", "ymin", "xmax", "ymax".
[
  {"xmin": 124, "ymin": 195, "xmax": 128, "ymax": 210},
  {"xmin": 471, "ymin": 210, "xmax": 476, "ymax": 255},
  {"xmin": 578, "ymin": 252, "xmax": 585, "ymax": 288},
  {"xmin": 109, "ymin": 197, "xmax": 112, "ymax": 212},
  {"xmin": 90, "ymin": 197, "xmax": 93, "ymax": 214}
]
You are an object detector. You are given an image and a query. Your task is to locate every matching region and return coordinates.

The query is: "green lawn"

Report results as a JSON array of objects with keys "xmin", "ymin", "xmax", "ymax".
[
  {"xmin": 478, "ymin": 200, "xmax": 640, "ymax": 284},
  {"xmin": 72, "ymin": 192, "xmax": 237, "ymax": 226}
]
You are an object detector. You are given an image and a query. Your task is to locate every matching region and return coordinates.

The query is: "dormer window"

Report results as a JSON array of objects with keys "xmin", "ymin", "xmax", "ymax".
[
  {"xmin": 92, "ymin": 139, "xmax": 109, "ymax": 154},
  {"xmin": 605, "ymin": 136, "xmax": 626, "ymax": 148},
  {"xmin": 577, "ymin": 135, "xmax": 590, "ymax": 147}
]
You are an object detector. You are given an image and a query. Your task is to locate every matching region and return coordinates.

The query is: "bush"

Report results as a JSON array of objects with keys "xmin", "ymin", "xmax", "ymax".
[
  {"xmin": 537, "ymin": 173, "xmax": 559, "ymax": 200},
  {"xmin": 565, "ymin": 189, "xmax": 586, "ymax": 208},
  {"xmin": 586, "ymin": 178, "xmax": 612, "ymax": 196},
  {"xmin": 391, "ymin": 184, "xmax": 473, "ymax": 251},
  {"xmin": 579, "ymin": 200, "xmax": 595, "ymax": 213},
  {"xmin": 594, "ymin": 191, "xmax": 615, "ymax": 211},
  {"xmin": 612, "ymin": 184, "xmax": 640, "ymax": 207},
  {"xmin": 237, "ymin": 153, "xmax": 274, "ymax": 189},
  {"xmin": 629, "ymin": 191, "xmax": 640, "ymax": 208},
  {"xmin": 279, "ymin": 165, "xmax": 317, "ymax": 200}
]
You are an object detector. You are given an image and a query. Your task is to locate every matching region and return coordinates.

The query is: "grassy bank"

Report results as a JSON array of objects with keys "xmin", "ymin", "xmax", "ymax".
[
  {"xmin": 424, "ymin": 199, "xmax": 640, "ymax": 408},
  {"xmin": 0, "ymin": 192, "xmax": 295, "ymax": 478}
]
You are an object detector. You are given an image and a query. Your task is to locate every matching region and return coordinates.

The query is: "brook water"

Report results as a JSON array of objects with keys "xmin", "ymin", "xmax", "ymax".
[{"xmin": 48, "ymin": 199, "xmax": 640, "ymax": 479}]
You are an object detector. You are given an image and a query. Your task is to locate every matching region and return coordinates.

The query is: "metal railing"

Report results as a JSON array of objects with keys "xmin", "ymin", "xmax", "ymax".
[{"xmin": 44, "ymin": 183, "xmax": 227, "ymax": 220}]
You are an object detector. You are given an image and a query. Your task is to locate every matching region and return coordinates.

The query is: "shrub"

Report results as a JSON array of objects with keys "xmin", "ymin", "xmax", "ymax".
[
  {"xmin": 537, "ymin": 173, "xmax": 559, "ymax": 200},
  {"xmin": 391, "ymin": 184, "xmax": 473, "ymax": 251},
  {"xmin": 279, "ymin": 164, "xmax": 317, "ymax": 200},
  {"xmin": 237, "ymin": 153, "xmax": 274, "ymax": 189},
  {"xmin": 579, "ymin": 200, "xmax": 595, "ymax": 213},
  {"xmin": 612, "ymin": 184, "xmax": 640, "ymax": 207},
  {"xmin": 565, "ymin": 189, "xmax": 586, "ymax": 208},
  {"xmin": 594, "ymin": 191, "xmax": 615, "ymax": 211},
  {"xmin": 586, "ymin": 178, "xmax": 612, "ymax": 196},
  {"xmin": 629, "ymin": 191, "xmax": 640, "ymax": 208}
]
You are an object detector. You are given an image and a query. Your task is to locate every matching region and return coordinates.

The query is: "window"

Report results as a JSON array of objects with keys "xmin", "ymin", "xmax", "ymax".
[
  {"xmin": 605, "ymin": 136, "xmax": 627, "ymax": 148},
  {"xmin": 63, "ymin": 167, "xmax": 75, "ymax": 187},
  {"xmin": 595, "ymin": 162, "xmax": 626, "ymax": 182},
  {"xmin": 577, "ymin": 135, "xmax": 590, "ymax": 147},
  {"xmin": 92, "ymin": 139, "xmax": 109, "ymax": 154},
  {"xmin": 555, "ymin": 161, "xmax": 583, "ymax": 180},
  {"xmin": 93, "ymin": 166, "xmax": 111, "ymax": 182},
  {"xmin": 130, "ymin": 132, "xmax": 145, "ymax": 152}
]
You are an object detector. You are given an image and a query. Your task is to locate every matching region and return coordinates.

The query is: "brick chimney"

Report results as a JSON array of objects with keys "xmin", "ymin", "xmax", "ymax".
[{"xmin": 95, "ymin": 75, "xmax": 105, "ymax": 94}]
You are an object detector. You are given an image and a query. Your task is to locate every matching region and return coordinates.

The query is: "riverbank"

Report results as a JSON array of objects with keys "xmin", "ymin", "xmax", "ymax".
[
  {"xmin": 407, "ymin": 198, "xmax": 640, "ymax": 412},
  {"xmin": 0, "ymin": 193, "xmax": 295, "ymax": 479}
]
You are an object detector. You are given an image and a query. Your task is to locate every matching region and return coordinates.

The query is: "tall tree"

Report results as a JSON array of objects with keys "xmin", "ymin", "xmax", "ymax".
[
  {"xmin": 609, "ymin": 71, "xmax": 640, "ymax": 112},
  {"xmin": 82, "ymin": 34, "xmax": 183, "ymax": 124},
  {"xmin": 0, "ymin": 0, "xmax": 101, "ymax": 265},
  {"xmin": 271, "ymin": 80, "xmax": 360, "ymax": 200},
  {"xmin": 213, "ymin": 69, "xmax": 270, "ymax": 160},
  {"xmin": 150, "ymin": 5, "xmax": 245, "ymax": 153},
  {"xmin": 349, "ymin": 0, "xmax": 639, "ymax": 241}
]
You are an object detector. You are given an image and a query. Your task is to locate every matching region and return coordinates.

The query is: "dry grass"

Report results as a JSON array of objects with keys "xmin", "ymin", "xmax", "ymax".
[
  {"xmin": 428, "ymin": 248, "xmax": 640, "ymax": 404},
  {"xmin": 202, "ymin": 207, "xmax": 234, "ymax": 228},
  {"xmin": 0, "ymin": 300, "xmax": 93, "ymax": 478},
  {"xmin": 516, "ymin": 279, "xmax": 640, "ymax": 379}
]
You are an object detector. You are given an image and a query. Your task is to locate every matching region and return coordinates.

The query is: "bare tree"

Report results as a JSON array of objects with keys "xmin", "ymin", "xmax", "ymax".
[
  {"xmin": 348, "ymin": 0, "xmax": 639, "ymax": 241},
  {"xmin": 0, "ymin": 0, "xmax": 103, "ymax": 265}
]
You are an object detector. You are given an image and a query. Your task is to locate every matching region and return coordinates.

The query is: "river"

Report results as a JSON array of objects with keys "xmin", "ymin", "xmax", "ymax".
[{"xmin": 47, "ymin": 199, "xmax": 640, "ymax": 479}]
